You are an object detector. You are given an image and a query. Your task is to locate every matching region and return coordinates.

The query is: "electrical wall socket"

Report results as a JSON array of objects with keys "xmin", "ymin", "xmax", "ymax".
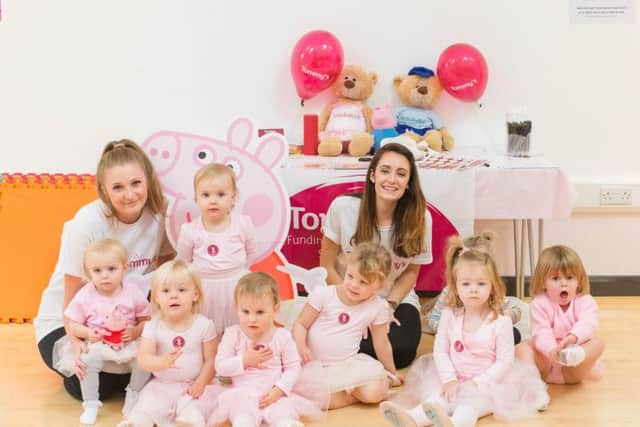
[{"xmin": 600, "ymin": 186, "xmax": 633, "ymax": 206}]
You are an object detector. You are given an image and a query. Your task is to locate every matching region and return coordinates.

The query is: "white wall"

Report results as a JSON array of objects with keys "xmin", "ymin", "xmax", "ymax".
[{"xmin": 1, "ymin": 1, "xmax": 639, "ymax": 274}]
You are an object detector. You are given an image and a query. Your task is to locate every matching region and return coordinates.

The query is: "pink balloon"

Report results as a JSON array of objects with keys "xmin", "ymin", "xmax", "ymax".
[
  {"xmin": 290, "ymin": 30, "xmax": 344, "ymax": 101},
  {"xmin": 437, "ymin": 43, "xmax": 488, "ymax": 103}
]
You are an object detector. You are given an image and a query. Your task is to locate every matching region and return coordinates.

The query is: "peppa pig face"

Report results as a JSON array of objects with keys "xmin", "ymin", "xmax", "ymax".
[{"xmin": 142, "ymin": 118, "xmax": 290, "ymax": 264}]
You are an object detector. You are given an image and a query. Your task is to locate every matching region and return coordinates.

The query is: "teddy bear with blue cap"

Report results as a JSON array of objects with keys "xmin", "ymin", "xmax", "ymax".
[{"xmin": 393, "ymin": 66, "xmax": 454, "ymax": 152}]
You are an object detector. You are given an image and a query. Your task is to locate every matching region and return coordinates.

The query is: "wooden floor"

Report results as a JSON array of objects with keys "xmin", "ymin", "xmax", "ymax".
[{"xmin": 2, "ymin": 296, "xmax": 638, "ymax": 427}]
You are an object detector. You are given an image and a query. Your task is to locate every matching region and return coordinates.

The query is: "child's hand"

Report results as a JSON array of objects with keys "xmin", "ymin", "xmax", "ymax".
[
  {"xmin": 87, "ymin": 328, "xmax": 106, "ymax": 343},
  {"xmin": 164, "ymin": 348, "xmax": 183, "ymax": 369},
  {"xmin": 441, "ymin": 380, "xmax": 459, "ymax": 402},
  {"xmin": 389, "ymin": 372, "xmax": 404, "ymax": 387},
  {"xmin": 259, "ymin": 386, "xmax": 285, "ymax": 409},
  {"xmin": 121, "ymin": 327, "xmax": 137, "ymax": 343},
  {"xmin": 72, "ymin": 339, "xmax": 88, "ymax": 380},
  {"xmin": 186, "ymin": 381, "xmax": 205, "ymax": 399},
  {"xmin": 548, "ymin": 348, "xmax": 560, "ymax": 363},
  {"xmin": 558, "ymin": 333, "xmax": 578, "ymax": 350},
  {"xmin": 297, "ymin": 344, "xmax": 314, "ymax": 365},
  {"xmin": 243, "ymin": 346, "xmax": 273, "ymax": 369}
]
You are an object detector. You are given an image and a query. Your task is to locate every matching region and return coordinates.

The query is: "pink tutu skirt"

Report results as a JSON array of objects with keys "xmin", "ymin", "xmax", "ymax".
[
  {"xmin": 393, "ymin": 354, "xmax": 548, "ymax": 421},
  {"xmin": 125, "ymin": 378, "xmax": 221, "ymax": 427},
  {"xmin": 209, "ymin": 361, "xmax": 328, "ymax": 425},
  {"xmin": 201, "ymin": 271, "xmax": 247, "ymax": 335}
]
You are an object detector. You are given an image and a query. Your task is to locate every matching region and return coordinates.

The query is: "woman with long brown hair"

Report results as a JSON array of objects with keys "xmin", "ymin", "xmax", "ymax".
[{"xmin": 320, "ymin": 142, "xmax": 432, "ymax": 368}]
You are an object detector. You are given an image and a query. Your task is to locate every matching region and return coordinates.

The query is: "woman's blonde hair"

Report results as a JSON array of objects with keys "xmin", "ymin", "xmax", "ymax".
[
  {"xmin": 444, "ymin": 232, "xmax": 505, "ymax": 320},
  {"xmin": 352, "ymin": 143, "xmax": 427, "ymax": 258},
  {"xmin": 530, "ymin": 245, "xmax": 590, "ymax": 296},
  {"xmin": 345, "ymin": 242, "xmax": 392, "ymax": 289},
  {"xmin": 96, "ymin": 139, "xmax": 165, "ymax": 219},
  {"xmin": 83, "ymin": 238, "xmax": 128, "ymax": 278},
  {"xmin": 193, "ymin": 163, "xmax": 238, "ymax": 196},
  {"xmin": 150, "ymin": 259, "xmax": 204, "ymax": 316},
  {"xmin": 234, "ymin": 272, "xmax": 280, "ymax": 307}
]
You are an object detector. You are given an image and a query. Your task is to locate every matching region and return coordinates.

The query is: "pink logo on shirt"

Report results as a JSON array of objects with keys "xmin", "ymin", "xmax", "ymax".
[
  {"xmin": 454, "ymin": 340, "xmax": 464, "ymax": 352},
  {"xmin": 173, "ymin": 336, "xmax": 185, "ymax": 348},
  {"xmin": 207, "ymin": 244, "xmax": 219, "ymax": 256},
  {"xmin": 338, "ymin": 312, "xmax": 350, "ymax": 324}
]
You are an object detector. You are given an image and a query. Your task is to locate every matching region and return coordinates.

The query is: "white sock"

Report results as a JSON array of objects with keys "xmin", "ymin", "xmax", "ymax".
[
  {"xmin": 408, "ymin": 405, "xmax": 430, "ymax": 426},
  {"xmin": 559, "ymin": 344, "xmax": 586, "ymax": 367},
  {"xmin": 274, "ymin": 418, "xmax": 305, "ymax": 427},
  {"xmin": 79, "ymin": 400, "xmax": 102, "ymax": 425},
  {"xmin": 231, "ymin": 414, "xmax": 257, "ymax": 427}
]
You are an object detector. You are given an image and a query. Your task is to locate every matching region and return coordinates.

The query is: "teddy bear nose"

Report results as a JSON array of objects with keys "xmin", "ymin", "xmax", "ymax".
[
  {"xmin": 344, "ymin": 80, "xmax": 355, "ymax": 89},
  {"xmin": 417, "ymin": 86, "xmax": 429, "ymax": 95}
]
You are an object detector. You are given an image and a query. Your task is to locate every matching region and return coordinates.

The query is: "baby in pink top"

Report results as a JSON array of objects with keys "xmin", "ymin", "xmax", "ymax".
[
  {"xmin": 59, "ymin": 239, "xmax": 150, "ymax": 425},
  {"xmin": 526, "ymin": 245, "xmax": 604, "ymax": 385},
  {"xmin": 176, "ymin": 163, "xmax": 257, "ymax": 335},
  {"xmin": 206, "ymin": 272, "xmax": 326, "ymax": 427},
  {"xmin": 293, "ymin": 243, "xmax": 401, "ymax": 410},
  {"xmin": 381, "ymin": 233, "xmax": 547, "ymax": 427}
]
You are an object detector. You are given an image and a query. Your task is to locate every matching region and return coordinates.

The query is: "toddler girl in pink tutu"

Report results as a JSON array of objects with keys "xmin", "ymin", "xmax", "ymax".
[
  {"xmin": 207, "ymin": 272, "xmax": 327, "ymax": 427},
  {"xmin": 293, "ymin": 242, "xmax": 402, "ymax": 410},
  {"xmin": 118, "ymin": 259, "xmax": 219, "ymax": 427},
  {"xmin": 177, "ymin": 163, "xmax": 256, "ymax": 334},
  {"xmin": 381, "ymin": 233, "xmax": 548, "ymax": 427}
]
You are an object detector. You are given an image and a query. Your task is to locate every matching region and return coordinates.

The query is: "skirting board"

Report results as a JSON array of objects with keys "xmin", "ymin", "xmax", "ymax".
[{"xmin": 417, "ymin": 276, "xmax": 640, "ymax": 298}]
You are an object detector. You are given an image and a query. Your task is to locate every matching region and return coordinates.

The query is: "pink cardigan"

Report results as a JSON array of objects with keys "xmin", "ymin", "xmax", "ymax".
[{"xmin": 530, "ymin": 293, "xmax": 598, "ymax": 357}]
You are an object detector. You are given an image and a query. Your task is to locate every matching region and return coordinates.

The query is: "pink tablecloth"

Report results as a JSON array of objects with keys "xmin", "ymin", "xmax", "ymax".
[{"xmin": 475, "ymin": 167, "xmax": 575, "ymax": 219}]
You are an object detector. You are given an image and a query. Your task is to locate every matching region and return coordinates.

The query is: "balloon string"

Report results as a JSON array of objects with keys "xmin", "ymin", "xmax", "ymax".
[{"xmin": 300, "ymin": 99, "xmax": 305, "ymax": 107}]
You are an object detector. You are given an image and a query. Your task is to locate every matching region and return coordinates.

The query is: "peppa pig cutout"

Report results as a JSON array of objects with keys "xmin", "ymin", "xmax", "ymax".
[
  {"xmin": 143, "ymin": 117, "xmax": 290, "ymax": 264},
  {"xmin": 143, "ymin": 117, "xmax": 328, "ymax": 324}
]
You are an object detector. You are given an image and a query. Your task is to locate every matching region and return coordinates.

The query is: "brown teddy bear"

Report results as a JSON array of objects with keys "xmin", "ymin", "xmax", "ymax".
[
  {"xmin": 317, "ymin": 64, "xmax": 377, "ymax": 156},
  {"xmin": 393, "ymin": 66, "xmax": 454, "ymax": 151}
]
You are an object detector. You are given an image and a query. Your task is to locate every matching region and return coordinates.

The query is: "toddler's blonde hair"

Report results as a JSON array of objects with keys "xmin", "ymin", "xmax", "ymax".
[
  {"xmin": 83, "ymin": 238, "xmax": 128, "ymax": 279},
  {"xmin": 530, "ymin": 245, "xmax": 590, "ymax": 296},
  {"xmin": 345, "ymin": 242, "xmax": 392, "ymax": 289},
  {"xmin": 444, "ymin": 232, "xmax": 505, "ymax": 320},
  {"xmin": 150, "ymin": 259, "xmax": 204, "ymax": 316},
  {"xmin": 235, "ymin": 272, "xmax": 280, "ymax": 307},
  {"xmin": 193, "ymin": 163, "xmax": 238, "ymax": 196}
]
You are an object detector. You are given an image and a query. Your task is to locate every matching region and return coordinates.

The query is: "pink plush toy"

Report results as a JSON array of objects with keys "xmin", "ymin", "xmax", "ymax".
[
  {"xmin": 371, "ymin": 104, "xmax": 398, "ymax": 151},
  {"xmin": 101, "ymin": 305, "xmax": 128, "ymax": 350}
]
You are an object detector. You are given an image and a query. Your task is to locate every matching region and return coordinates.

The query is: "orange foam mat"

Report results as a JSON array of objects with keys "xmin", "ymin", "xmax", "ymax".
[{"xmin": 0, "ymin": 173, "xmax": 96, "ymax": 323}]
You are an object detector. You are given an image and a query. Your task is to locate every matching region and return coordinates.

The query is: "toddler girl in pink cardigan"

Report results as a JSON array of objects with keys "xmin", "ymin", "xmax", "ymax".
[{"xmin": 525, "ymin": 245, "xmax": 604, "ymax": 385}]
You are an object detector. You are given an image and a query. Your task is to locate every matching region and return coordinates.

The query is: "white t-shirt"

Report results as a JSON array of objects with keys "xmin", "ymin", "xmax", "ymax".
[
  {"xmin": 322, "ymin": 195, "xmax": 433, "ymax": 311},
  {"xmin": 34, "ymin": 200, "xmax": 173, "ymax": 342},
  {"xmin": 307, "ymin": 286, "xmax": 389, "ymax": 364}
]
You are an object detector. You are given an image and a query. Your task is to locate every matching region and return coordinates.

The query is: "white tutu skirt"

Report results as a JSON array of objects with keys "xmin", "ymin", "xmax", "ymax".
[
  {"xmin": 53, "ymin": 336, "xmax": 137, "ymax": 377},
  {"xmin": 209, "ymin": 361, "xmax": 328, "ymax": 425},
  {"xmin": 320, "ymin": 353, "xmax": 389, "ymax": 393},
  {"xmin": 393, "ymin": 354, "xmax": 548, "ymax": 421},
  {"xmin": 126, "ymin": 378, "xmax": 220, "ymax": 427},
  {"xmin": 201, "ymin": 271, "xmax": 247, "ymax": 335}
]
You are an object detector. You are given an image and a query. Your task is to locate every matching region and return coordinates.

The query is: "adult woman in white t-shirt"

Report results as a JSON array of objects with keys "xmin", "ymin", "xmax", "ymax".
[
  {"xmin": 34, "ymin": 139, "xmax": 174, "ymax": 400},
  {"xmin": 320, "ymin": 143, "xmax": 432, "ymax": 368}
]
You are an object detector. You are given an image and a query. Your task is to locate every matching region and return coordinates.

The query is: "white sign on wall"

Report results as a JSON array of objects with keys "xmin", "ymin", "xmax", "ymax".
[{"xmin": 571, "ymin": 0, "xmax": 636, "ymax": 23}]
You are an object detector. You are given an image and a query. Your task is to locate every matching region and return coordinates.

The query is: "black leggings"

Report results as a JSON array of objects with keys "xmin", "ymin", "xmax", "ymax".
[
  {"xmin": 37, "ymin": 327, "xmax": 130, "ymax": 401},
  {"xmin": 359, "ymin": 303, "xmax": 421, "ymax": 369}
]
